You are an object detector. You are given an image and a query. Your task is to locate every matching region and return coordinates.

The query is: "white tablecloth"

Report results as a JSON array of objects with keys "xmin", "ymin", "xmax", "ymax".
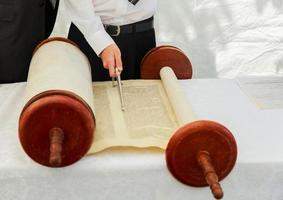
[{"xmin": 0, "ymin": 79, "xmax": 283, "ymax": 200}]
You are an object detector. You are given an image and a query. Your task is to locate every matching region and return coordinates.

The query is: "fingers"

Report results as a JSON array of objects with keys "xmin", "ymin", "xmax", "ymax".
[
  {"xmin": 101, "ymin": 52, "xmax": 115, "ymax": 77},
  {"xmin": 101, "ymin": 44, "xmax": 123, "ymax": 78},
  {"xmin": 112, "ymin": 46, "xmax": 123, "ymax": 77},
  {"xmin": 114, "ymin": 50, "xmax": 123, "ymax": 74},
  {"xmin": 108, "ymin": 60, "xmax": 116, "ymax": 78}
]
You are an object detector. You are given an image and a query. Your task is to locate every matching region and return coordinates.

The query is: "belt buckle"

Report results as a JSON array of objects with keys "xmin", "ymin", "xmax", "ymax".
[{"xmin": 112, "ymin": 25, "xmax": 121, "ymax": 36}]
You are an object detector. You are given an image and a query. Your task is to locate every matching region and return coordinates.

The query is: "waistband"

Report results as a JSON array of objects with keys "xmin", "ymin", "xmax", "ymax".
[{"xmin": 104, "ymin": 17, "xmax": 154, "ymax": 36}]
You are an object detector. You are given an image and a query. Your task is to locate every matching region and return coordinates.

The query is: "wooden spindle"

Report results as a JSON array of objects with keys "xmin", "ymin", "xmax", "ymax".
[
  {"xmin": 49, "ymin": 127, "xmax": 64, "ymax": 167},
  {"xmin": 197, "ymin": 151, "xmax": 223, "ymax": 199}
]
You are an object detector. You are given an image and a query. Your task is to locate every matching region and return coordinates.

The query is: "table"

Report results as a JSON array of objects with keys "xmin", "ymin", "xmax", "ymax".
[{"xmin": 0, "ymin": 79, "xmax": 282, "ymax": 200}]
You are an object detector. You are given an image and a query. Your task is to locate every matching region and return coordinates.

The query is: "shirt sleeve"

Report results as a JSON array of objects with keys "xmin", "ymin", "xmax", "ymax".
[{"xmin": 50, "ymin": 0, "xmax": 114, "ymax": 56}]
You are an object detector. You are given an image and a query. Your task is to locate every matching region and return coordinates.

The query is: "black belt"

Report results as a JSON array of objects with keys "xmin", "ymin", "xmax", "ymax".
[{"xmin": 104, "ymin": 17, "xmax": 154, "ymax": 36}]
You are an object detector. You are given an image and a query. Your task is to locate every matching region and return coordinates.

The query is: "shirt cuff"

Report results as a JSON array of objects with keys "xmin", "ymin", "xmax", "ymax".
[{"xmin": 87, "ymin": 30, "xmax": 114, "ymax": 56}]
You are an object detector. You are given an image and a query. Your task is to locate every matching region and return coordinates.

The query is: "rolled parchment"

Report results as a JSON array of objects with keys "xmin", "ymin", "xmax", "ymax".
[
  {"xmin": 25, "ymin": 38, "xmax": 94, "ymax": 112},
  {"xmin": 19, "ymin": 38, "xmax": 95, "ymax": 167},
  {"xmin": 160, "ymin": 66, "xmax": 195, "ymax": 126}
]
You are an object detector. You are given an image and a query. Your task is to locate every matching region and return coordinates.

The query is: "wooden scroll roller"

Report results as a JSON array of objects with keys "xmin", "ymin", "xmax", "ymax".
[
  {"xmin": 19, "ymin": 37, "xmax": 96, "ymax": 167},
  {"xmin": 140, "ymin": 46, "xmax": 237, "ymax": 199}
]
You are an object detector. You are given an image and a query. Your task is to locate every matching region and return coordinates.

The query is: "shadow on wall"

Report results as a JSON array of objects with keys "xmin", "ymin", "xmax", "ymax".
[
  {"xmin": 276, "ymin": 57, "xmax": 283, "ymax": 73},
  {"xmin": 155, "ymin": 0, "xmax": 234, "ymax": 78},
  {"xmin": 155, "ymin": 0, "xmax": 283, "ymax": 78},
  {"xmin": 255, "ymin": 0, "xmax": 283, "ymax": 13}
]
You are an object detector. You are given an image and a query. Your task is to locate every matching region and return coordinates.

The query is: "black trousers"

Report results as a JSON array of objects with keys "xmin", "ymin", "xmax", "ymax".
[
  {"xmin": 68, "ymin": 21, "xmax": 156, "ymax": 81},
  {"xmin": 0, "ymin": 0, "xmax": 46, "ymax": 83},
  {"xmin": 45, "ymin": 0, "xmax": 58, "ymax": 38}
]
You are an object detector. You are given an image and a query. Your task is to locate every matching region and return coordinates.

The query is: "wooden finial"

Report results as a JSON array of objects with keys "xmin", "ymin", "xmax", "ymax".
[
  {"xmin": 197, "ymin": 151, "xmax": 224, "ymax": 199},
  {"xmin": 49, "ymin": 127, "xmax": 64, "ymax": 167}
]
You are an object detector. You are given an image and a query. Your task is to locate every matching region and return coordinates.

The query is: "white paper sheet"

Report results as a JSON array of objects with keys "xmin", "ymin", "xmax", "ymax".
[{"xmin": 237, "ymin": 76, "xmax": 283, "ymax": 109}]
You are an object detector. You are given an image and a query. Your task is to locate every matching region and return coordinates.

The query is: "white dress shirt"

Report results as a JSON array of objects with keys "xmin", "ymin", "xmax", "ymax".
[{"xmin": 51, "ymin": 0, "xmax": 157, "ymax": 56}]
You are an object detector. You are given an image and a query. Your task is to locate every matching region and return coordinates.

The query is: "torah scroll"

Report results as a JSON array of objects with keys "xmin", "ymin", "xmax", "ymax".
[{"xmin": 19, "ymin": 38, "xmax": 196, "ymax": 163}]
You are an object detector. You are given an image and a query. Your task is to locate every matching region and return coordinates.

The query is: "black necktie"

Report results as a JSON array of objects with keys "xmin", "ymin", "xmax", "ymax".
[{"xmin": 129, "ymin": 0, "xmax": 139, "ymax": 5}]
